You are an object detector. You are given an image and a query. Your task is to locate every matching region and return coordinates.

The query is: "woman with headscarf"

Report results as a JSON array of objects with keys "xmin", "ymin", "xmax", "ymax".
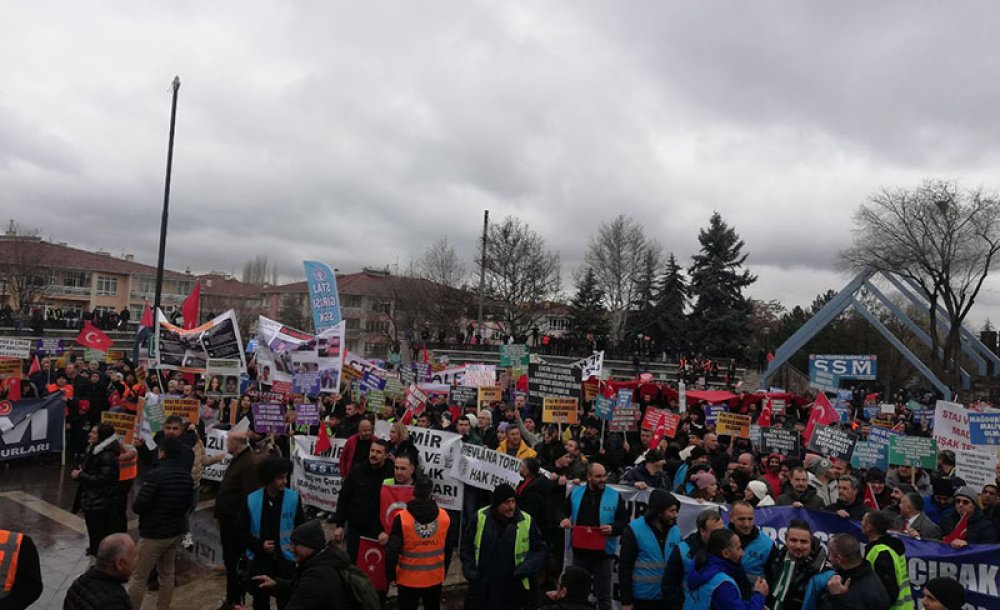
[
  {"xmin": 71, "ymin": 423, "xmax": 121, "ymax": 555},
  {"xmin": 745, "ymin": 481, "xmax": 776, "ymax": 507}
]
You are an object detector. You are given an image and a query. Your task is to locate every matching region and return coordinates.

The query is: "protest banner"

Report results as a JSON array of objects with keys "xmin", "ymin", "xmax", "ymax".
[
  {"xmin": 477, "ymin": 385, "xmax": 502, "ymax": 405},
  {"xmin": 257, "ymin": 317, "xmax": 345, "ymax": 395},
  {"xmin": 716, "ymin": 412, "xmax": 751, "ymax": 439},
  {"xmin": 573, "ymin": 351, "xmax": 604, "ymax": 380},
  {"xmin": 615, "ymin": 388, "xmax": 633, "ymax": 410},
  {"xmin": 749, "ymin": 424, "xmax": 762, "ymax": 448},
  {"xmin": 384, "ymin": 376, "xmax": 405, "ymax": 399},
  {"xmin": 704, "ymin": 404, "xmax": 727, "ymax": 427},
  {"xmin": 850, "ymin": 440, "xmax": 889, "ymax": 471},
  {"xmin": 202, "ymin": 427, "xmax": 230, "ymax": 482},
  {"xmin": 404, "ymin": 384, "xmax": 429, "ymax": 418},
  {"xmin": 292, "ymin": 372, "xmax": 320, "ymax": 395},
  {"xmin": 754, "ymin": 505, "xmax": 1000, "ymax": 609},
  {"xmin": 365, "ymin": 389, "xmax": 386, "ymax": 413},
  {"xmin": 426, "ymin": 365, "xmax": 465, "ymax": 385},
  {"xmin": 35, "ymin": 338, "xmax": 65, "ymax": 357},
  {"xmin": 593, "ymin": 395, "xmax": 614, "ymax": 420},
  {"xmin": 0, "ymin": 358, "xmax": 20, "ymax": 379},
  {"xmin": 374, "ymin": 421, "xmax": 463, "ymax": 510},
  {"xmin": 527, "ymin": 363, "xmax": 581, "ymax": 407},
  {"xmin": 303, "ymin": 260, "xmax": 342, "ymax": 331},
  {"xmin": 889, "ymin": 435, "xmax": 938, "ymax": 469},
  {"xmin": 0, "ymin": 395, "xmax": 65, "ymax": 461},
  {"xmin": 138, "ymin": 394, "xmax": 165, "ymax": 444},
  {"xmin": 463, "ymin": 364, "xmax": 497, "ymax": 388},
  {"xmin": 642, "ymin": 407, "xmax": 669, "ymax": 431},
  {"xmin": 294, "ymin": 401, "xmax": 321, "ymax": 426},
  {"xmin": 155, "ymin": 309, "xmax": 246, "ymax": 373},
  {"xmin": 609, "ymin": 405, "xmax": 640, "ymax": 432},
  {"xmin": 543, "ymin": 397, "xmax": 579, "ymax": 424},
  {"xmin": 500, "ymin": 344, "xmax": 529, "ymax": 368},
  {"xmin": 760, "ymin": 427, "xmax": 800, "ymax": 455},
  {"xmin": 411, "ymin": 362, "xmax": 432, "ymax": 383},
  {"xmin": 162, "ymin": 396, "xmax": 199, "ymax": 425},
  {"xmin": 969, "ymin": 411, "xmax": 1000, "ymax": 446},
  {"xmin": 582, "ymin": 377, "xmax": 600, "ymax": 402},
  {"xmin": 955, "ymin": 448, "xmax": 1000, "ymax": 492},
  {"xmin": 451, "ymin": 443, "xmax": 524, "ymax": 490},
  {"xmin": 933, "ymin": 400, "xmax": 977, "ymax": 451},
  {"xmin": 360, "ymin": 370, "xmax": 387, "ymax": 393},
  {"xmin": 291, "ymin": 435, "xmax": 349, "ymax": 512},
  {"xmin": 449, "ymin": 385, "xmax": 477, "ymax": 408},
  {"xmin": 806, "ymin": 426, "xmax": 857, "ymax": 461},
  {"xmin": 100, "ymin": 411, "xmax": 136, "ymax": 445},
  {"xmin": 252, "ymin": 402, "xmax": 287, "ymax": 434},
  {"xmin": 206, "ymin": 358, "xmax": 242, "ymax": 378},
  {"xmin": 0, "ymin": 338, "xmax": 31, "ymax": 359}
]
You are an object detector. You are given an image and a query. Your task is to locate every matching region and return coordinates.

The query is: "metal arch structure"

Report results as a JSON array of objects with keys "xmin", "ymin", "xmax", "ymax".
[{"xmin": 759, "ymin": 269, "xmax": 1000, "ymax": 401}]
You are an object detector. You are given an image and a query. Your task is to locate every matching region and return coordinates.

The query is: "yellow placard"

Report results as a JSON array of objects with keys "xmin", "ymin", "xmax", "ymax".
[
  {"xmin": 542, "ymin": 397, "xmax": 579, "ymax": 424},
  {"xmin": 101, "ymin": 411, "xmax": 136, "ymax": 445},
  {"xmin": 477, "ymin": 385, "xmax": 502, "ymax": 404},
  {"xmin": 716, "ymin": 412, "xmax": 751, "ymax": 439},
  {"xmin": 162, "ymin": 397, "xmax": 199, "ymax": 425}
]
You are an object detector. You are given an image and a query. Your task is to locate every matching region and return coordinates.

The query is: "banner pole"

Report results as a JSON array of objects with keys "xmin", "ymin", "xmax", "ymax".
[{"xmin": 600, "ymin": 418, "xmax": 606, "ymax": 451}]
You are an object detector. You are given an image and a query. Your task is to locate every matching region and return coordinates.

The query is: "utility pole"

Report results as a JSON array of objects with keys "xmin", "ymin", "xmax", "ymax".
[
  {"xmin": 477, "ymin": 210, "xmax": 489, "ymax": 343},
  {"xmin": 154, "ymin": 76, "xmax": 181, "ymax": 320}
]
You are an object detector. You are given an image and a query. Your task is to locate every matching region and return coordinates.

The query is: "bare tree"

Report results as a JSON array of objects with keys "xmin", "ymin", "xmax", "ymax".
[
  {"xmin": 242, "ymin": 255, "xmax": 278, "ymax": 287},
  {"xmin": 842, "ymin": 180, "xmax": 1000, "ymax": 384},
  {"xmin": 479, "ymin": 216, "xmax": 561, "ymax": 339},
  {"xmin": 415, "ymin": 238, "xmax": 467, "ymax": 288},
  {"xmin": 0, "ymin": 224, "xmax": 50, "ymax": 313},
  {"xmin": 585, "ymin": 214, "xmax": 661, "ymax": 345}
]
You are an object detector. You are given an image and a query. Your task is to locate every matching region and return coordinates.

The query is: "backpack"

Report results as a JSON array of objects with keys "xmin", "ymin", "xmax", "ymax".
[{"xmin": 336, "ymin": 564, "xmax": 381, "ymax": 609}]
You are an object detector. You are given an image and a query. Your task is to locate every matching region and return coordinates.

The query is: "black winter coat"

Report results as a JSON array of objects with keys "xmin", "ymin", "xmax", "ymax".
[
  {"xmin": 64, "ymin": 568, "xmax": 133, "ymax": 610},
  {"xmin": 132, "ymin": 455, "xmax": 193, "ymax": 539},
  {"xmin": 215, "ymin": 447, "xmax": 259, "ymax": 521},
  {"xmin": 76, "ymin": 436, "xmax": 120, "ymax": 513},
  {"xmin": 274, "ymin": 544, "xmax": 351, "ymax": 610},
  {"xmin": 460, "ymin": 508, "xmax": 548, "ymax": 610},
  {"xmin": 516, "ymin": 475, "xmax": 558, "ymax": 533},
  {"xmin": 941, "ymin": 507, "xmax": 998, "ymax": 544},
  {"xmin": 816, "ymin": 561, "xmax": 889, "ymax": 610},
  {"xmin": 333, "ymin": 459, "xmax": 393, "ymax": 537}
]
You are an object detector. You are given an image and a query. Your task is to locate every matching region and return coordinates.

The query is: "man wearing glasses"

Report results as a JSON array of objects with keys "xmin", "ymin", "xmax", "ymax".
[{"xmin": 941, "ymin": 486, "xmax": 998, "ymax": 548}]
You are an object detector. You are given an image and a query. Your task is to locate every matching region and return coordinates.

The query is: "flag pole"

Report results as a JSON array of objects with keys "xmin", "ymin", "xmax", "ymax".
[{"xmin": 153, "ymin": 76, "xmax": 181, "ymax": 317}]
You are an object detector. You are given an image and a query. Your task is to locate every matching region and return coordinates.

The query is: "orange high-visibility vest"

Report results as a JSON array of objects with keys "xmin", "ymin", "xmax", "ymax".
[
  {"xmin": 119, "ymin": 449, "xmax": 138, "ymax": 482},
  {"xmin": 396, "ymin": 508, "xmax": 449, "ymax": 588},
  {"xmin": 0, "ymin": 530, "xmax": 24, "ymax": 597}
]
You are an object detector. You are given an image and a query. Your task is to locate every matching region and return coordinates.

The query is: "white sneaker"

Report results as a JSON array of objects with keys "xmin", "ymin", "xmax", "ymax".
[{"xmin": 181, "ymin": 533, "xmax": 194, "ymax": 550}]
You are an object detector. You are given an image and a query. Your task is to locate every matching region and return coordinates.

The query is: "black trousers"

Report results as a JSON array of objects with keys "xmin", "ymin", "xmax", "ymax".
[
  {"xmin": 84, "ymin": 510, "xmax": 114, "ymax": 554},
  {"xmin": 397, "ymin": 584, "xmax": 442, "ymax": 610},
  {"xmin": 219, "ymin": 519, "xmax": 246, "ymax": 604}
]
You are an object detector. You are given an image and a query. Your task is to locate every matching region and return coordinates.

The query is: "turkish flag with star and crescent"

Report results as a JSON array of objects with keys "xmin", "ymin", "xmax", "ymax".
[
  {"xmin": 571, "ymin": 525, "xmax": 607, "ymax": 551},
  {"xmin": 803, "ymin": 392, "xmax": 839, "ymax": 442},
  {"xmin": 76, "ymin": 321, "xmax": 112, "ymax": 352},
  {"xmin": 357, "ymin": 536, "xmax": 388, "ymax": 591},
  {"xmin": 380, "ymin": 484, "xmax": 414, "ymax": 533}
]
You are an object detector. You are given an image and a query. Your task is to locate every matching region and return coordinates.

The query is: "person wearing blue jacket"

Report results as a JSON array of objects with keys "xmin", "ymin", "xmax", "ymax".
[{"xmin": 684, "ymin": 528, "xmax": 768, "ymax": 610}]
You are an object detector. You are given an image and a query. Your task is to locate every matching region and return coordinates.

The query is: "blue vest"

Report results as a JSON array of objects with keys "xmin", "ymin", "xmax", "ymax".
[
  {"xmin": 629, "ymin": 518, "xmax": 681, "ymax": 601},
  {"xmin": 246, "ymin": 488, "xmax": 299, "ymax": 562},
  {"xmin": 678, "ymin": 539, "xmax": 696, "ymax": 576},
  {"xmin": 683, "ymin": 571, "xmax": 737, "ymax": 610},
  {"xmin": 569, "ymin": 485, "xmax": 619, "ymax": 555},
  {"xmin": 740, "ymin": 528, "xmax": 774, "ymax": 580},
  {"xmin": 801, "ymin": 569, "xmax": 835, "ymax": 610},
  {"xmin": 673, "ymin": 463, "xmax": 688, "ymax": 493}
]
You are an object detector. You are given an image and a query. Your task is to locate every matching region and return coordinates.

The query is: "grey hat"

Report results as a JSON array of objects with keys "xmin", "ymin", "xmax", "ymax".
[
  {"xmin": 290, "ymin": 519, "xmax": 326, "ymax": 550},
  {"xmin": 954, "ymin": 485, "xmax": 979, "ymax": 504}
]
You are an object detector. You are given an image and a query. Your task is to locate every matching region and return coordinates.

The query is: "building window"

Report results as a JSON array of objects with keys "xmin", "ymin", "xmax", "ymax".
[
  {"xmin": 138, "ymin": 278, "xmax": 156, "ymax": 294},
  {"xmin": 342, "ymin": 294, "xmax": 362, "ymax": 308},
  {"xmin": 96, "ymin": 276, "xmax": 118, "ymax": 296},
  {"xmin": 371, "ymin": 301, "xmax": 391, "ymax": 314},
  {"xmin": 94, "ymin": 305, "xmax": 116, "ymax": 316},
  {"xmin": 63, "ymin": 271, "xmax": 89, "ymax": 287},
  {"xmin": 364, "ymin": 343, "xmax": 386, "ymax": 356},
  {"xmin": 547, "ymin": 318, "xmax": 569, "ymax": 331},
  {"xmin": 345, "ymin": 318, "xmax": 360, "ymax": 331},
  {"xmin": 175, "ymin": 280, "xmax": 193, "ymax": 295},
  {"xmin": 365, "ymin": 320, "xmax": 389, "ymax": 333}
]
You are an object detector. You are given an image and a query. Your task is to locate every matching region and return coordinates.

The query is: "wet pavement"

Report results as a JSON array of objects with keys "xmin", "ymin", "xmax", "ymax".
[{"xmin": 1, "ymin": 455, "xmax": 468, "ymax": 609}]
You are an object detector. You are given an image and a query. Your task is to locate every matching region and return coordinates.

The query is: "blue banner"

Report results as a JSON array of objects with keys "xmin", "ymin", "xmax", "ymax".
[
  {"xmin": 0, "ymin": 394, "xmax": 65, "ymax": 461},
  {"xmin": 968, "ymin": 411, "xmax": 1000, "ymax": 446},
  {"xmin": 302, "ymin": 260, "xmax": 342, "ymax": 332},
  {"xmin": 705, "ymin": 404, "xmax": 726, "ymax": 427},
  {"xmin": 755, "ymin": 506, "xmax": 1000, "ymax": 609},
  {"xmin": 594, "ymin": 395, "xmax": 614, "ymax": 420}
]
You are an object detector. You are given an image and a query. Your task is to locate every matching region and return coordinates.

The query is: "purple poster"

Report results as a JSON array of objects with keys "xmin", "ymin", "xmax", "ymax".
[{"xmin": 252, "ymin": 402, "xmax": 286, "ymax": 434}]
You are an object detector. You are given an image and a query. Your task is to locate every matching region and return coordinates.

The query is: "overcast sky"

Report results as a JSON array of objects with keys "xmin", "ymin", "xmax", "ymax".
[{"xmin": 5, "ymin": 2, "xmax": 1000, "ymax": 325}]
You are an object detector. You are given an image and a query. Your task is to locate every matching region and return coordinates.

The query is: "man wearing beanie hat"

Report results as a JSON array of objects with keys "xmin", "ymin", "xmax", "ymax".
[
  {"xmin": 807, "ymin": 458, "xmax": 839, "ymax": 507},
  {"xmin": 618, "ymin": 489, "xmax": 681, "ymax": 610},
  {"xmin": 249, "ymin": 519, "xmax": 358, "ymax": 608},
  {"xmin": 386, "ymin": 477, "xmax": 453, "ymax": 610},
  {"xmin": 942, "ymin": 486, "xmax": 998, "ymax": 548},
  {"xmin": 924, "ymin": 477, "xmax": 957, "ymax": 527},
  {"xmin": 461, "ymin": 484, "xmax": 547, "ymax": 610},
  {"xmin": 620, "ymin": 449, "xmax": 670, "ymax": 491},
  {"xmin": 922, "ymin": 577, "xmax": 965, "ymax": 610}
]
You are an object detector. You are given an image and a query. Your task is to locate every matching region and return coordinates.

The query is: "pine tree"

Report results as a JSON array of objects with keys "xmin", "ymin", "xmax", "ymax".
[
  {"xmin": 688, "ymin": 212, "xmax": 757, "ymax": 357},
  {"xmin": 568, "ymin": 267, "xmax": 608, "ymax": 351},
  {"xmin": 652, "ymin": 253, "xmax": 688, "ymax": 354}
]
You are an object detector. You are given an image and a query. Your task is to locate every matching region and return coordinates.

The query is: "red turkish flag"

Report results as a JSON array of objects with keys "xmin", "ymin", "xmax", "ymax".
[
  {"xmin": 380, "ymin": 484, "xmax": 414, "ymax": 533},
  {"xmin": 182, "ymin": 283, "xmax": 201, "ymax": 330},
  {"xmin": 803, "ymin": 392, "xmax": 839, "ymax": 442},
  {"xmin": 357, "ymin": 536, "xmax": 388, "ymax": 591},
  {"xmin": 76, "ymin": 321, "xmax": 112, "ymax": 352},
  {"xmin": 314, "ymin": 421, "xmax": 332, "ymax": 455},
  {"xmin": 108, "ymin": 390, "xmax": 122, "ymax": 409},
  {"xmin": 140, "ymin": 302, "xmax": 153, "ymax": 328},
  {"xmin": 863, "ymin": 484, "xmax": 880, "ymax": 511},
  {"xmin": 757, "ymin": 398, "xmax": 773, "ymax": 428},
  {"xmin": 649, "ymin": 411, "xmax": 680, "ymax": 449},
  {"xmin": 28, "ymin": 356, "xmax": 41, "ymax": 376},
  {"xmin": 571, "ymin": 525, "xmax": 606, "ymax": 551}
]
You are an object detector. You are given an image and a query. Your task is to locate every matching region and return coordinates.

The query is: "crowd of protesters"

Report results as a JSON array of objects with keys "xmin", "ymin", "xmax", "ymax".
[{"xmin": 0, "ymin": 345, "xmax": 984, "ymax": 610}]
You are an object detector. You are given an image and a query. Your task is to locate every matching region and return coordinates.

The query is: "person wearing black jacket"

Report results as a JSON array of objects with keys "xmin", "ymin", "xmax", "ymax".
[
  {"xmin": 333, "ymin": 439, "xmax": 394, "ymax": 562},
  {"xmin": 127, "ymin": 436, "xmax": 195, "ymax": 610},
  {"xmin": 516, "ymin": 457, "xmax": 560, "ymax": 597},
  {"xmin": 0, "ymin": 530, "xmax": 42, "ymax": 610},
  {"xmin": 827, "ymin": 476, "xmax": 874, "ymax": 521},
  {"xmin": 65, "ymin": 533, "xmax": 137, "ymax": 610},
  {"xmin": 817, "ymin": 534, "xmax": 889, "ymax": 610},
  {"xmin": 544, "ymin": 566, "xmax": 597, "ymax": 610},
  {"xmin": 72, "ymin": 423, "xmax": 120, "ymax": 555},
  {"xmin": 215, "ymin": 430, "xmax": 259, "ymax": 608},
  {"xmin": 662, "ymin": 508, "xmax": 725, "ymax": 608},
  {"xmin": 766, "ymin": 520, "xmax": 829, "ymax": 610},
  {"xmin": 251, "ymin": 520, "xmax": 353, "ymax": 610}
]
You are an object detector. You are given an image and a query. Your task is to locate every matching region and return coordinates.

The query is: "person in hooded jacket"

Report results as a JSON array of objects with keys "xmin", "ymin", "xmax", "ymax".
[
  {"xmin": 386, "ymin": 476, "xmax": 454, "ymax": 610},
  {"xmin": 663, "ymin": 508, "xmax": 725, "ymax": 608},
  {"xmin": 543, "ymin": 566, "xmax": 596, "ymax": 610},
  {"xmin": 72, "ymin": 423, "xmax": 121, "ymax": 556},
  {"xmin": 685, "ymin": 528, "xmax": 768, "ymax": 610},
  {"xmin": 941, "ymin": 486, "xmax": 997, "ymax": 547},
  {"xmin": 618, "ymin": 489, "xmax": 681, "ymax": 610},
  {"xmin": 766, "ymin": 520, "xmax": 832, "ymax": 610}
]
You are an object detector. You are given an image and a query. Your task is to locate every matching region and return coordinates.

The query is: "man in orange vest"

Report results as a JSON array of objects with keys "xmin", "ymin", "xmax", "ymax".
[
  {"xmin": 0, "ymin": 529, "xmax": 43, "ymax": 610},
  {"xmin": 115, "ymin": 442, "xmax": 139, "ymax": 534},
  {"xmin": 386, "ymin": 476, "xmax": 453, "ymax": 610}
]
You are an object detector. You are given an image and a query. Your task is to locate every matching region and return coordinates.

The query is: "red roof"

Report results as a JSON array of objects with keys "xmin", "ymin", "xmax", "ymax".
[
  {"xmin": 0, "ymin": 237, "xmax": 188, "ymax": 279},
  {"xmin": 197, "ymin": 273, "xmax": 261, "ymax": 298}
]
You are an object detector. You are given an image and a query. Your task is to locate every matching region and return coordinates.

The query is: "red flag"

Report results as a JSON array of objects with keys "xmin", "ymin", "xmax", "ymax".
[
  {"xmin": 571, "ymin": 525, "xmax": 606, "ymax": 551},
  {"xmin": 28, "ymin": 356, "xmax": 41, "ymax": 376},
  {"xmin": 757, "ymin": 398, "xmax": 773, "ymax": 428},
  {"xmin": 357, "ymin": 537, "xmax": 388, "ymax": 592},
  {"xmin": 76, "ymin": 321, "xmax": 112, "ymax": 352},
  {"xmin": 182, "ymin": 283, "xmax": 201, "ymax": 330},
  {"xmin": 380, "ymin": 485, "xmax": 414, "ymax": 532},
  {"xmin": 314, "ymin": 420, "xmax": 332, "ymax": 455},
  {"xmin": 3, "ymin": 378, "xmax": 21, "ymax": 402},
  {"xmin": 803, "ymin": 392, "xmax": 839, "ymax": 442},
  {"xmin": 108, "ymin": 390, "xmax": 122, "ymax": 409},
  {"xmin": 863, "ymin": 483, "xmax": 880, "ymax": 511},
  {"xmin": 140, "ymin": 302, "xmax": 153, "ymax": 328},
  {"xmin": 422, "ymin": 343, "xmax": 428, "ymax": 363}
]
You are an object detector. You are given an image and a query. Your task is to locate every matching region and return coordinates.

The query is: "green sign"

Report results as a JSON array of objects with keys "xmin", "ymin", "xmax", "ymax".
[
  {"xmin": 500, "ymin": 344, "xmax": 530, "ymax": 367},
  {"xmin": 366, "ymin": 389, "xmax": 386, "ymax": 413},
  {"xmin": 384, "ymin": 377, "xmax": 405, "ymax": 399},
  {"xmin": 889, "ymin": 435, "xmax": 937, "ymax": 469}
]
